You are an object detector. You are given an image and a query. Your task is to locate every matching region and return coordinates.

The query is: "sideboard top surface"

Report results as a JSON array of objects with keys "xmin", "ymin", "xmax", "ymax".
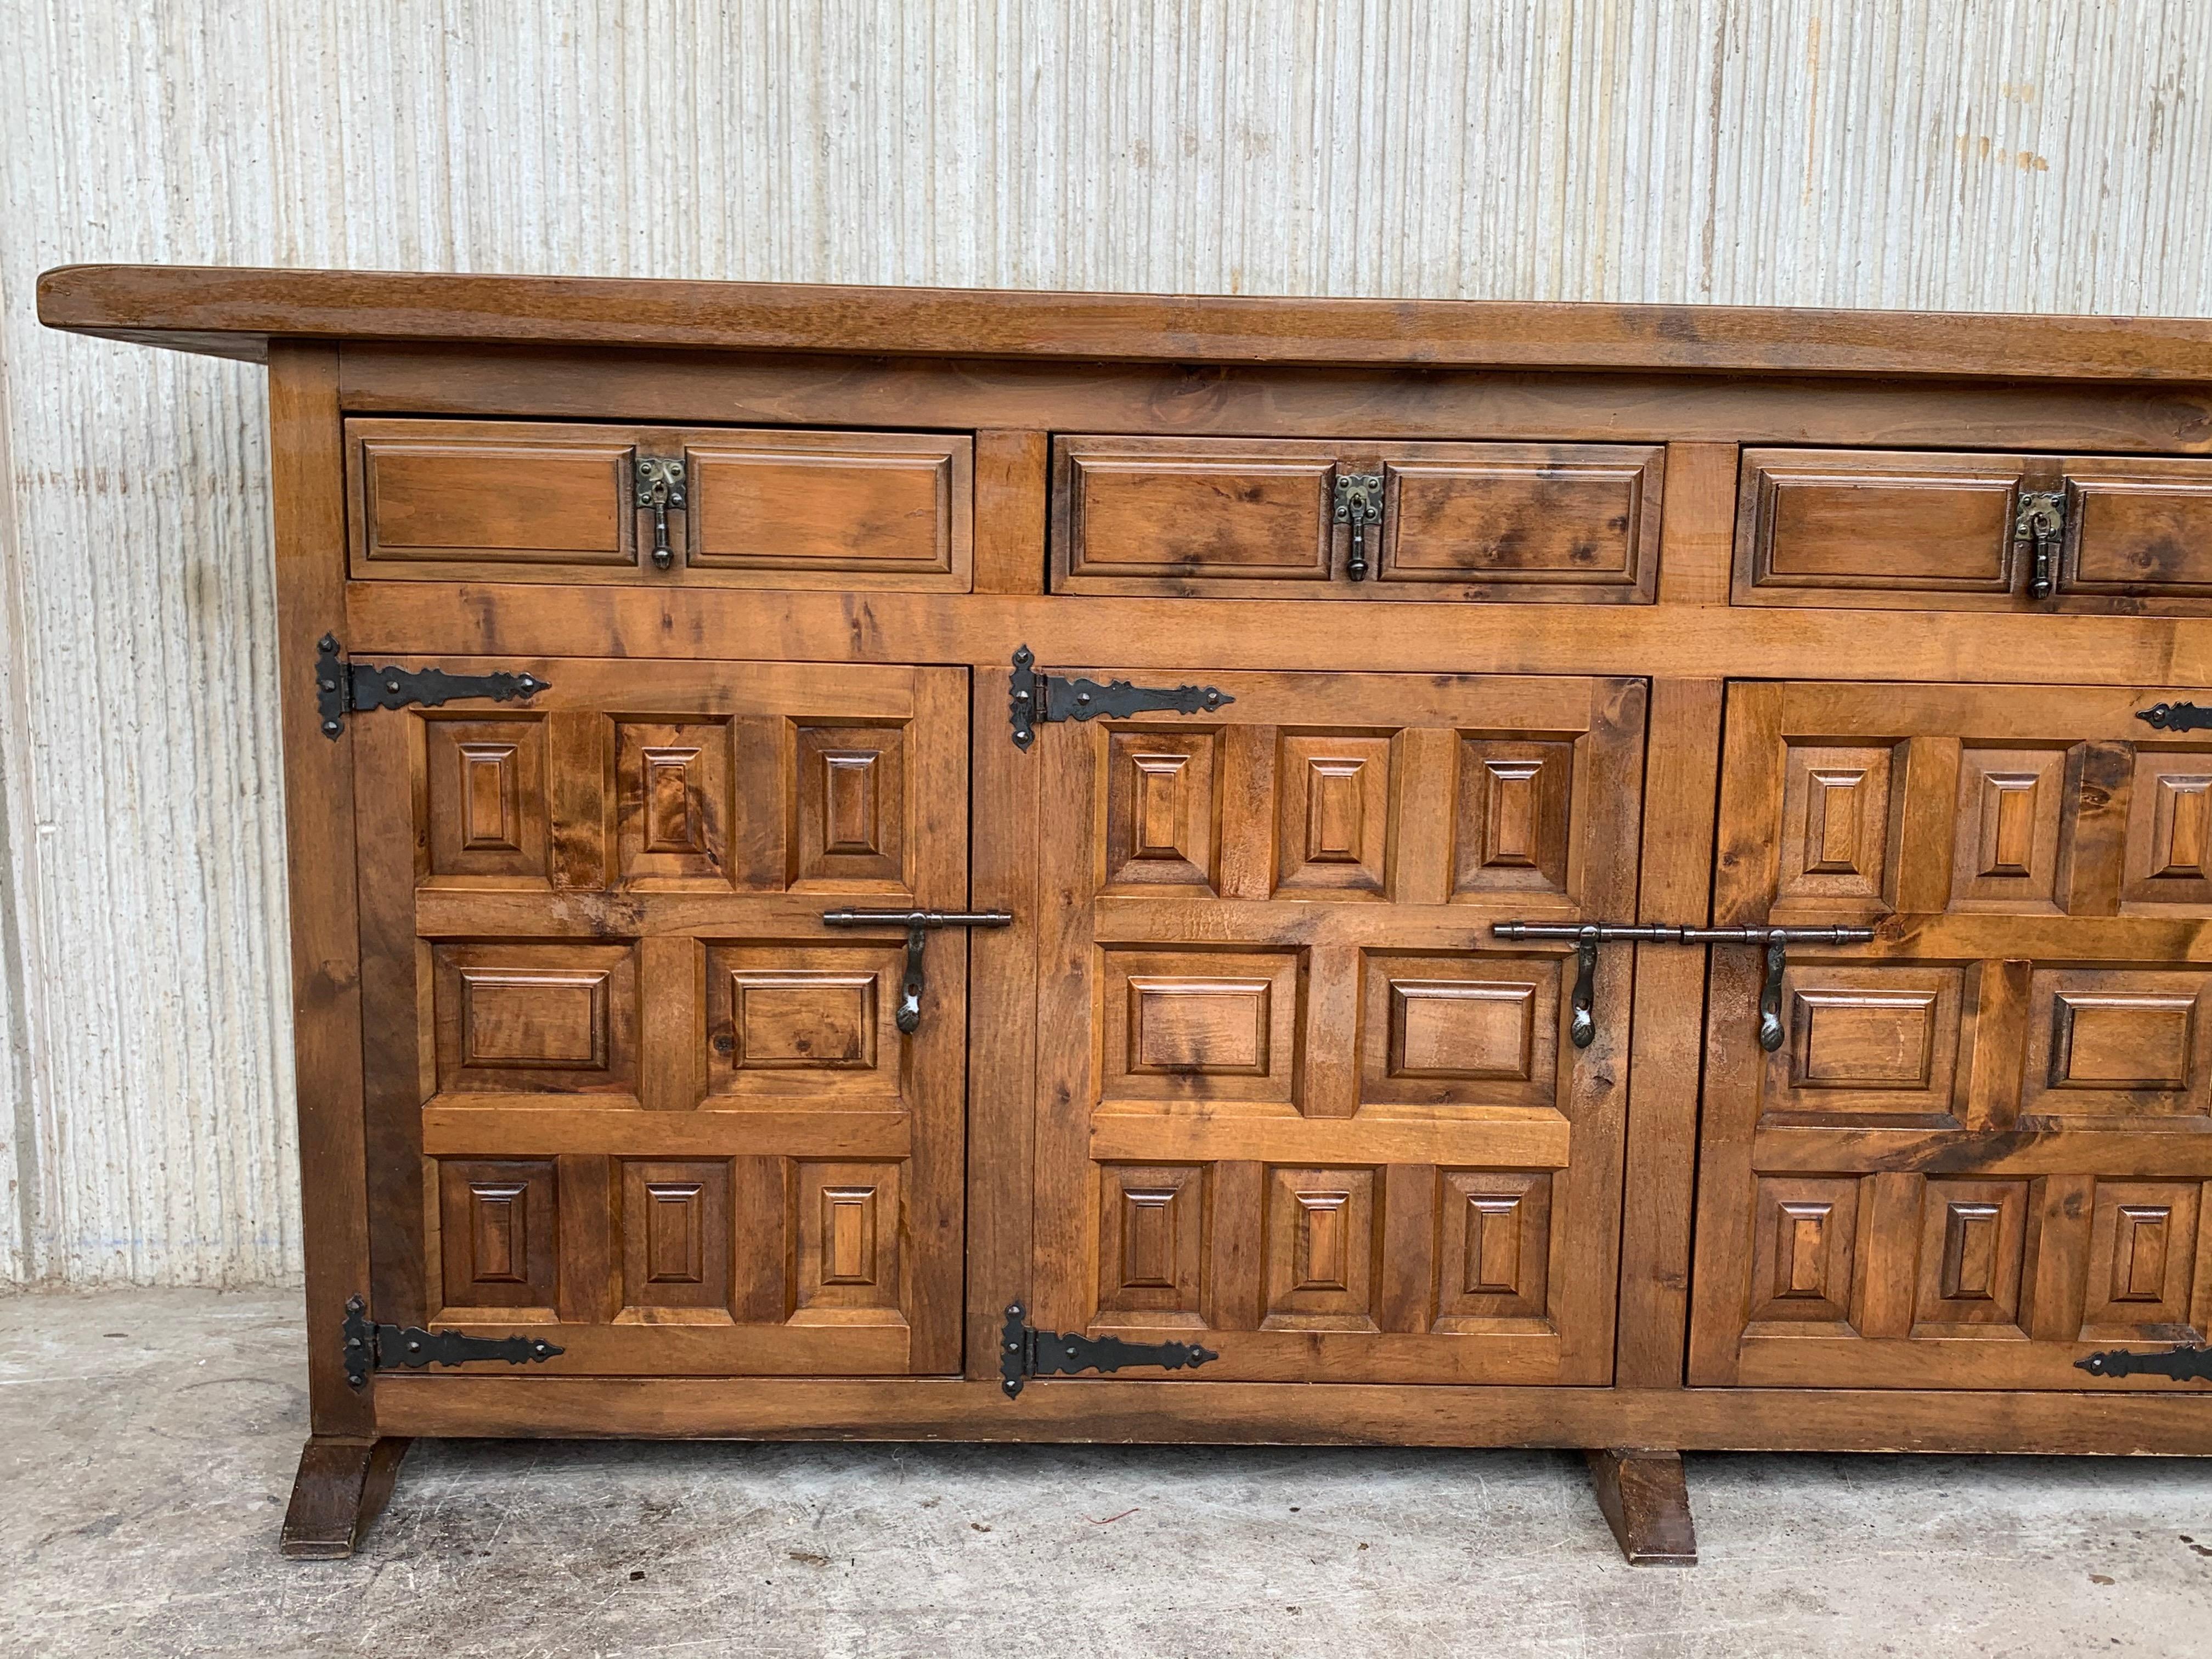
[{"xmin": 36, "ymin": 262, "xmax": 2212, "ymax": 384}]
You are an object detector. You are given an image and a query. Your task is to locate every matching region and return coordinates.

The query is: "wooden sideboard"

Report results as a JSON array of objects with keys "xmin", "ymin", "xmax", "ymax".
[{"xmin": 40, "ymin": 265, "xmax": 2212, "ymax": 1565}]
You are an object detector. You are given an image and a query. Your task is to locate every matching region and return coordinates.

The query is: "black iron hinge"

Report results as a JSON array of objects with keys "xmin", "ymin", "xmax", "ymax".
[
  {"xmin": 998, "ymin": 1302, "xmax": 1218, "ymax": 1398},
  {"xmin": 315, "ymin": 634, "xmax": 551, "ymax": 738},
  {"xmin": 2076, "ymin": 1344, "xmax": 2212, "ymax": 1385},
  {"xmin": 2137, "ymin": 701, "xmax": 2212, "ymax": 733},
  {"xmin": 1007, "ymin": 645, "xmax": 1234, "ymax": 750},
  {"xmin": 341, "ymin": 1295, "xmax": 564, "ymax": 1389}
]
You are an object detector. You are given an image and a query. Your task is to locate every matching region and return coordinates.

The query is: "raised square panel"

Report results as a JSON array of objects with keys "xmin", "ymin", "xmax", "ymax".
[
  {"xmin": 1746, "ymin": 1176, "xmax": 1860, "ymax": 1326},
  {"xmin": 706, "ymin": 943, "xmax": 905, "ymax": 1107},
  {"xmin": 2021, "ymin": 969, "xmax": 2212, "ymax": 1120},
  {"xmin": 791, "ymin": 723, "xmax": 908, "ymax": 890},
  {"xmin": 1434, "ymin": 1170, "xmax": 1552, "ymax": 1327},
  {"xmin": 1276, "ymin": 733, "xmax": 1392, "ymax": 897},
  {"xmin": 617, "ymin": 720, "xmax": 733, "ymax": 887},
  {"xmin": 1094, "ymin": 1164, "xmax": 1207, "ymax": 1324},
  {"xmin": 2121, "ymin": 752, "xmax": 2212, "ymax": 911},
  {"xmin": 432, "ymin": 943, "xmax": 639, "ymax": 1101},
  {"xmin": 1454, "ymin": 738, "xmax": 1575, "ymax": 900},
  {"xmin": 1103, "ymin": 729, "xmax": 1218, "ymax": 891},
  {"xmin": 1101, "ymin": 949, "xmax": 1304, "ymax": 1108},
  {"xmin": 1776, "ymin": 743, "xmax": 1895, "ymax": 910},
  {"xmin": 1950, "ymin": 747, "xmax": 2067, "ymax": 911},
  {"xmin": 424, "ymin": 715, "xmax": 549, "ymax": 884},
  {"xmin": 1912, "ymin": 1178, "xmax": 2028, "ymax": 1329},
  {"xmin": 1261, "ymin": 1166, "xmax": 1378, "ymax": 1331},
  {"xmin": 2080, "ymin": 1181, "xmax": 2204, "ymax": 1336},
  {"xmin": 617, "ymin": 1159, "xmax": 733, "ymax": 1320},
  {"xmin": 788, "ymin": 1161, "xmax": 905, "ymax": 1324},
  {"xmin": 1763, "ymin": 964, "xmax": 1963, "ymax": 1121},
  {"xmin": 1359, "ymin": 951, "xmax": 1561, "ymax": 1113},
  {"xmin": 437, "ymin": 1159, "xmax": 558, "ymax": 1311}
]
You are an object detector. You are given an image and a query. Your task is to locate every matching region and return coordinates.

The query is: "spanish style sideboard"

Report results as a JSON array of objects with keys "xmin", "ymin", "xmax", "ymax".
[{"xmin": 39, "ymin": 266, "xmax": 2212, "ymax": 1564}]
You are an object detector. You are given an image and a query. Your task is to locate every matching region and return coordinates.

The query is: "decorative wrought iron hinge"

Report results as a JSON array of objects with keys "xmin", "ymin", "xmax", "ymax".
[
  {"xmin": 2076, "ymin": 1345, "xmax": 2212, "ymax": 1384},
  {"xmin": 1334, "ymin": 471, "xmax": 1383, "ymax": 581},
  {"xmin": 341, "ymin": 1295, "xmax": 563, "ymax": 1390},
  {"xmin": 634, "ymin": 456, "xmax": 688, "ymax": 571},
  {"xmin": 998, "ymin": 1303, "xmax": 1218, "ymax": 1398},
  {"xmin": 1007, "ymin": 645, "xmax": 1234, "ymax": 750},
  {"xmin": 2015, "ymin": 488, "xmax": 2066, "ymax": 601},
  {"xmin": 315, "ymin": 634, "xmax": 550, "ymax": 738},
  {"xmin": 2136, "ymin": 701, "xmax": 2212, "ymax": 733},
  {"xmin": 820, "ymin": 908, "xmax": 1014, "ymax": 1031}
]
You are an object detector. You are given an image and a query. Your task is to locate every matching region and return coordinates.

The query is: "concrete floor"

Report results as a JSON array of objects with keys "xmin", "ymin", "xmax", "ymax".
[{"xmin": 3, "ymin": 1291, "xmax": 2209, "ymax": 1657}]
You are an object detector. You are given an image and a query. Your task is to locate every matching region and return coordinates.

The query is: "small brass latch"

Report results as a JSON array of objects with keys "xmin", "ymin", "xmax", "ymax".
[
  {"xmin": 1334, "ymin": 472, "xmax": 1383, "ymax": 581},
  {"xmin": 2015, "ymin": 488, "xmax": 2066, "ymax": 601},
  {"xmin": 635, "ymin": 456, "xmax": 688, "ymax": 571}
]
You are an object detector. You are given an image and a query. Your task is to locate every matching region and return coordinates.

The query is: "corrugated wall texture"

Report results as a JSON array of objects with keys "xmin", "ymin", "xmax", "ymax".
[{"xmin": 3, "ymin": 1, "xmax": 2210, "ymax": 1285}]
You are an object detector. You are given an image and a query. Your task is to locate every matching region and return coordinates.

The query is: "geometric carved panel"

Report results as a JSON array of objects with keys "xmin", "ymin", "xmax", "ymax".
[
  {"xmin": 1746, "ymin": 1175, "xmax": 1860, "ymax": 1326},
  {"xmin": 1949, "ymin": 747, "xmax": 2066, "ymax": 912},
  {"xmin": 2079, "ymin": 1180, "xmax": 2204, "ymax": 1336},
  {"xmin": 1102, "ymin": 949, "xmax": 1304, "ymax": 1107},
  {"xmin": 432, "ymin": 941, "xmax": 639, "ymax": 1100},
  {"xmin": 1776, "ymin": 742, "xmax": 1895, "ymax": 910},
  {"xmin": 1434, "ymin": 1170, "xmax": 1551, "ymax": 1326},
  {"xmin": 2020, "ymin": 969, "xmax": 2212, "ymax": 1120},
  {"xmin": 1104, "ymin": 729, "xmax": 1218, "ymax": 892},
  {"xmin": 2122, "ymin": 753, "xmax": 2212, "ymax": 910},
  {"xmin": 1764, "ymin": 964, "xmax": 1963, "ymax": 1121},
  {"xmin": 791, "ymin": 723, "xmax": 907, "ymax": 889},
  {"xmin": 1094, "ymin": 1163, "xmax": 1206, "ymax": 1323},
  {"xmin": 1912, "ymin": 1177, "xmax": 2028, "ymax": 1329},
  {"xmin": 1276, "ymin": 733, "xmax": 1392, "ymax": 896},
  {"xmin": 704, "ymin": 943, "xmax": 901, "ymax": 1106},
  {"xmin": 1358, "ymin": 951, "xmax": 1560, "ymax": 1113},
  {"xmin": 437, "ymin": 1158, "xmax": 558, "ymax": 1311},
  {"xmin": 1261, "ymin": 1166, "xmax": 1378, "ymax": 1331},
  {"xmin": 617, "ymin": 720, "xmax": 732, "ymax": 887},
  {"xmin": 787, "ymin": 1161, "xmax": 904, "ymax": 1324},
  {"xmin": 618, "ymin": 1159, "xmax": 733, "ymax": 1319},
  {"xmin": 424, "ymin": 715, "xmax": 549, "ymax": 884},
  {"xmin": 1454, "ymin": 737, "xmax": 1575, "ymax": 900}
]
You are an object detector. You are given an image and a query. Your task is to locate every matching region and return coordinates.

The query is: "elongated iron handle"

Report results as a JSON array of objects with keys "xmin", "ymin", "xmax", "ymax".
[
  {"xmin": 820, "ymin": 908, "xmax": 1014, "ymax": 1035},
  {"xmin": 899, "ymin": 926, "xmax": 927, "ymax": 1034},
  {"xmin": 1570, "ymin": 927, "xmax": 1599, "ymax": 1049},
  {"xmin": 635, "ymin": 457, "xmax": 687, "ymax": 573},
  {"xmin": 1347, "ymin": 519, "xmax": 1369, "ymax": 582},
  {"xmin": 1758, "ymin": 936, "xmax": 1789, "ymax": 1052}
]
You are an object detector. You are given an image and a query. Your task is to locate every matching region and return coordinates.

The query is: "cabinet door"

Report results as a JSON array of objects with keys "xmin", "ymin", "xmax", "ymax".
[
  {"xmin": 1690, "ymin": 681, "xmax": 2212, "ymax": 1389},
  {"xmin": 1029, "ymin": 671, "xmax": 1647, "ymax": 1383},
  {"xmin": 355, "ymin": 658, "xmax": 968, "ymax": 1376}
]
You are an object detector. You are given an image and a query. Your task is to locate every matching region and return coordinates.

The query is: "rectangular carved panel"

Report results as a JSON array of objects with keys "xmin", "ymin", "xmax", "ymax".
[
  {"xmin": 1747, "ymin": 1176, "xmax": 1860, "ymax": 1325},
  {"xmin": 617, "ymin": 1159, "xmax": 733, "ymax": 1319},
  {"xmin": 1261, "ymin": 1166, "xmax": 1379, "ymax": 1331},
  {"xmin": 1453, "ymin": 738, "xmax": 1575, "ymax": 900},
  {"xmin": 1101, "ymin": 949, "xmax": 1304, "ymax": 1108},
  {"xmin": 1763, "ymin": 964, "xmax": 1964, "ymax": 1121},
  {"xmin": 2021, "ymin": 968, "xmax": 2211, "ymax": 1119},
  {"xmin": 706, "ymin": 943, "xmax": 904, "ymax": 1107},
  {"xmin": 1912, "ymin": 1177, "xmax": 2029, "ymax": 1329},
  {"xmin": 790, "ymin": 723, "xmax": 908, "ymax": 890},
  {"xmin": 1103, "ymin": 729, "xmax": 1218, "ymax": 892},
  {"xmin": 2062, "ymin": 459, "xmax": 2212, "ymax": 596},
  {"xmin": 424, "ymin": 716, "xmax": 550, "ymax": 884},
  {"xmin": 788, "ymin": 1161, "xmax": 904, "ymax": 1323},
  {"xmin": 1434, "ymin": 1170, "xmax": 1552, "ymax": 1325},
  {"xmin": 2080, "ymin": 1180, "xmax": 2204, "ymax": 1336},
  {"xmin": 686, "ymin": 437, "xmax": 963, "ymax": 577},
  {"xmin": 1056, "ymin": 437, "xmax": 1338, "ymax": 585},
  {"xmin": 2122, "ymin": 752, "xmax": 2212, "ymax": 910},
  {"xmin": 1949, "ymin": 747, "xmax": 2067, "ymax": 911},
  {"xmin": 359, "ymin": 437, "xmax": 635, "ymax": 566},
  {"xmin": 616, "ymin": 720, "xmax": 732, "ymax": 887},
  {"xmin": 1094, "ymin": 1164, "xmax": 1207, "ymax": 1323},
  {"xmin": 1275, "ymin": 733, "xmax": 1392, "ymax": 896},
  {"xmin": 437, "ymin": 1159, "xmax": 559, "ymax": 1311},
  {"xmin": 1776, "ymin": 743, "xmax": 1897, "ymax": 910},
  {"xmin": 432, "ymin": 943, "xmax": 639, "ymax": 1100},
  {"xmin": 1359, "ymin": 951, "xmax": 1560, "ymax": 1112},
  {"xmin": 1738, "ymin": 449, "xmax": 2024, "ymax": 597},
  {"xmin": 1378, "ymin": 445, "xmax": 1661, "ymax": 599}
]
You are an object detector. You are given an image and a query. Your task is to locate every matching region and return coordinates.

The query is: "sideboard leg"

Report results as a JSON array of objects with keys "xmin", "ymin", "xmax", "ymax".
[
  {"xmin": 1585, "ymin": 1447, "xmax": 1698, "ymax": 1565},
  {"xmin": 280, "ymin": 1435, "xmax": 412, "ymax": 1559}
]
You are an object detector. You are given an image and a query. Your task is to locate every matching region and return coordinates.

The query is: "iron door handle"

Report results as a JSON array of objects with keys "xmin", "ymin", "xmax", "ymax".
[
  {"xmin": 1334, "ymin": 472, "xmax": 1382, "ymax": 581},
  {"xmin": 635, "ymin": 456, "xmax": 687, "ymax": 572},
  {"xmin": 819, "ymin": 909, "xmax": 1014, "ymax": 1033}
]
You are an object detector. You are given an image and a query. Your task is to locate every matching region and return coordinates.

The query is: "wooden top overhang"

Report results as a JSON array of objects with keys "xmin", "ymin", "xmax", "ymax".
[{"xmin": 36, "ymin": 262, "xmax": 2212, "ymax": 383}]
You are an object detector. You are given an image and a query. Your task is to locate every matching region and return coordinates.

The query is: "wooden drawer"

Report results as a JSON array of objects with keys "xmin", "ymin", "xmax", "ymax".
[
  {"xmin": 1051, "ymin": 436, "xmax": 1663, "ymax": 601},
  {"xmin": 1736, "ymin": 447, "xmax": 2212, "ymax": 612},
  {"xmin": 347, "ymin": 419, "xmax": 972, "ymax": 589}
]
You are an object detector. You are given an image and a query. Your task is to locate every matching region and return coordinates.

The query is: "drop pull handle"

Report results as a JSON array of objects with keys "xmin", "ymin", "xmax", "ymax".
[
  {"xmin": 820, "ymin": 909, "xmax": 1015, "ymax": 1033},
  {"xmin": 635, "ymin": 456, "xmax": 687, "ymax": 572},
  {"xmin": 1334, "ymin": 472, "xmax": 1382, "ymax": 582}
]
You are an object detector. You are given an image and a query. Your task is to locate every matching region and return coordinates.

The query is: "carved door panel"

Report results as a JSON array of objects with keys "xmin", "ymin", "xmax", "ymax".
[
  {"xmin": 1030, "ymin": 670, "xmax": 1647, "ymax": 1384},
  {"xmin": 354, "ymin": 658, "xmax": 968, "ymax": 1376},
  {"xmin": 1691, "ymin": 680, "xmax": 2212, "ymax": 1388}
]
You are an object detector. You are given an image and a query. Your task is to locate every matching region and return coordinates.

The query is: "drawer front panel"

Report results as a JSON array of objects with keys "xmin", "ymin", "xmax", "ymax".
[
  {"xmin": 350, "ymin": 419, "xmax": 972, "ymax": 589},
  {"xmin": 1737, "ymin": 447, "xmax": 2212, "ymax": 612},
  {"xmin": 1052, "ymin": 436, "xmax": 1662, "ymax": 601}
]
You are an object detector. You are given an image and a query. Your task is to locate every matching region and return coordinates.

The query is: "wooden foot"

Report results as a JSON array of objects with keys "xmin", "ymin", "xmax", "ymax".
[
  {"xmin": 280, "ymin": 1436, "xmax": 411, "ymax": 1558},
  {"xmin": 1585, "ymin": 1447, "xmax": 1697, "ymax": 1565}
]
